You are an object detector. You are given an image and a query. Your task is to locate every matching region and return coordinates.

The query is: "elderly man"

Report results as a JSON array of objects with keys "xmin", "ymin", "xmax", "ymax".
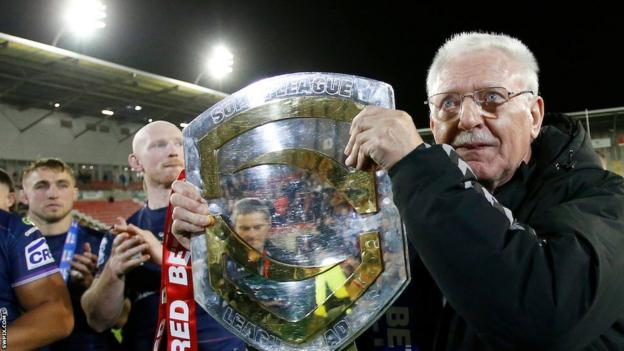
[
  {"xmin": 171, "ymin": 32, "xmax": 624, "ymax": 350},
  {"xmin": 343, "ymin": 32, "xmax": 624, "ymax": 350},
  {"xmin": 82, "ymin": 121, "xmax": 244, "ymax": 351}
]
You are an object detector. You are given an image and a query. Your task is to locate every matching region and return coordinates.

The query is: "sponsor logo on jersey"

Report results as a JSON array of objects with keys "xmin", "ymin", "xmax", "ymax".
[
  {"xmin": 25, "ymin": 238, "xmax": 54, "ymax": 270},
  {"xmin": 24, "ymin": 226, "xmax": 38, "ymax": 237}
]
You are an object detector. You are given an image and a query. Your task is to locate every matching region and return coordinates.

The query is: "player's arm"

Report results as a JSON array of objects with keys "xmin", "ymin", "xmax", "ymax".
[
  {"xmin": 7, "ymin": 273, "xmax": 74, "ymax": 350},
  {"xmin": 81, "ymin": 233, "xmax": 148, "ymax": 332}
]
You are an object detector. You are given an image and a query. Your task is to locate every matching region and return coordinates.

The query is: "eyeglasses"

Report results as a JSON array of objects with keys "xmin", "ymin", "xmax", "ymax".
[{"xmin": 424, "ymin": 87, "xmax": 534, "ymax": 122}]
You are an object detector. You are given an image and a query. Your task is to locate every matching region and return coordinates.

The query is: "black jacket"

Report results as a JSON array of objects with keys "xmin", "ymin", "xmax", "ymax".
[{"xmin": 389, "ymin": 116, "xmax": 624, "ymax": 351}]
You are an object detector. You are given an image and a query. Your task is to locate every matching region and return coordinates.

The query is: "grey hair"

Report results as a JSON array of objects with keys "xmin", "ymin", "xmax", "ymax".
[
  {"xmin": 426, "ymin": 32, "xmax": 539, "ymax": 96},
  {"xmin": 232, "ymin": 197, "xmax": 271, "ymax": 224}
]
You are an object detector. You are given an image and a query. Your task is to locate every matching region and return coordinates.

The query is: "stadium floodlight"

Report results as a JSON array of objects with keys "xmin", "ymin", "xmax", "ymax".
[
  {"xmin": 194, "ymin": 44, "xmax": 234, "ymax": 85},
  {"xmin": 207, "ymin": 45, "xmax": 234, "ymax": 79},
  {"xmin": 53, "ymin": 0, "xmax": 107, "ymax": 46}
]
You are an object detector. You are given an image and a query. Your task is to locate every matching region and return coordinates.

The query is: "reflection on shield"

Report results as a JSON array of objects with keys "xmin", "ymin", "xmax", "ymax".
[{"xmin": 185, "ymin": 73, "xmax": 409, "ymax": 351}]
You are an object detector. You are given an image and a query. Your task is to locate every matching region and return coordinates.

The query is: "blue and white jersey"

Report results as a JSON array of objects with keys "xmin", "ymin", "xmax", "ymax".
[
  {"xmin": 45, "ymin": 224, "xmax": 112, "ymax": 351},
  {"xmin": 99, "ymin": 204, "xmax": 245, "ymax": 351},
  {"xmin": 111, "ymin": 205, "xmax": 165, "ymax": 351},
  {"xmin": 0, "ymin": 210, "xmax": 58, "ymax": 326}
]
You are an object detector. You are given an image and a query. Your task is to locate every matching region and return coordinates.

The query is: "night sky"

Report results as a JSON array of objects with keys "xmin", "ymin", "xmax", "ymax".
[{"xmin": 0, "ymin": 1, "xmax": 622, "ymax": 127}]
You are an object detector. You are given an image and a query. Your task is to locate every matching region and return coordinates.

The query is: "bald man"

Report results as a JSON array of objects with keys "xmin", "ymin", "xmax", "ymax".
[{"xmin": 82, "ymin": 121, "xmax": 243, "ymax": 351}]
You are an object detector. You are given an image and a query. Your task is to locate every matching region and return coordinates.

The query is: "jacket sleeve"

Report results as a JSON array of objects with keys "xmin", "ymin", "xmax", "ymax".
[{"xmin": 389, "ymin": 144, "xmax": 624, "ymax": 350}]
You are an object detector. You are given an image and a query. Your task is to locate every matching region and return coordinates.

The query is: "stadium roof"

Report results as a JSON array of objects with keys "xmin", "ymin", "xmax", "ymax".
[{"xmin": 0, "ymin": 32, "xmax": 227, "ymax": 128}]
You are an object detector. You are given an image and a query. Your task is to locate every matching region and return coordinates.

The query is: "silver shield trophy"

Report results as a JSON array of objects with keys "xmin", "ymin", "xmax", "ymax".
[{"xmin": 184, "ymin": 73, "xmax": 410, "ymax": 351}]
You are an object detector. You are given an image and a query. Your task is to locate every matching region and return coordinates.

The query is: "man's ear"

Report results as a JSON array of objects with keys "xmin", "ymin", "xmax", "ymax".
[
  {"xmin": 73, "ymin": 187, "xmax": 79, "ymax": 202},
  {"xmin": 529, "ymin": 96, "xmax": 545, "ymax": 140},
  {"xmin": 128, "ymin": 153, "xmax": 143, "ymax": 172},
  {"xmin": 19, "ymin": 189, "xmax": 29, "ymax": 205}
]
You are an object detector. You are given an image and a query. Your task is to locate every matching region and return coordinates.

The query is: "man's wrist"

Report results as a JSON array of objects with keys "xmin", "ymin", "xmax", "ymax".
[{"xmin": 104, "ymin": 262, "xmax": 125, "ymax": 281}]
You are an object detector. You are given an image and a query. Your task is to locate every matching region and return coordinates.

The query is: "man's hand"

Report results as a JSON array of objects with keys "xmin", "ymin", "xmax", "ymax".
[
  {"xmin": 81, "ymin": 222, "xmax": 145, "ymax": 332},
  {"xmin": 344, "ymin": 106, "xmax": 424, "ymax": 170},
  {"xmin": 170, "ymin": 180, "xmax": 215, "ymax": 249},
  {"xmin": 113, "ymin": 218, "xmax": 162, "ymax": 265},
  {"xmin": 69, "ymin": 242, "xmax": 98, "ymax": 289},
  {"xmin": 106, "ymin": 231, "xmax": 149, "ymax": 279}
]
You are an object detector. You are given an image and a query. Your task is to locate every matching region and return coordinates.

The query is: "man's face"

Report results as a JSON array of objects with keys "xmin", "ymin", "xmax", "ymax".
[
  {"xmin": 429, "ymin": 50, "xmax": 544, "ymax": 189},
  {"xmin": 235, "ymin": 212, "xmax": 271, "ymax": 252},
  {"xmin": 22, "ymin": 168, "xmax": 77, "ymax": 224},
  {"xmin": 133, "ymin": 123, "xmax": 184, "ymax": 187},
  {"xmin": 0, "ymin": 183, "xmax": 15, "ymax": 212}
]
